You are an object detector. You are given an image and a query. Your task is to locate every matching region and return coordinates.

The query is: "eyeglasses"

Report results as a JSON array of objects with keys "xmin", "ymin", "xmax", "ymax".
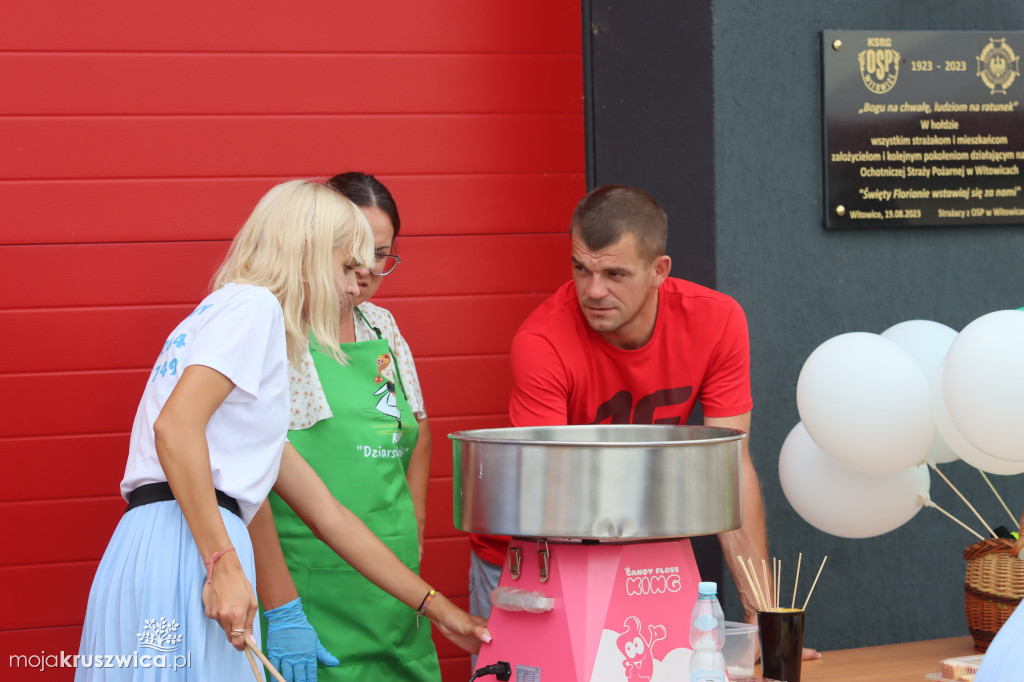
[{"xmin": 371, "ymin": 253, "xmax": 401, "ymax": 276}]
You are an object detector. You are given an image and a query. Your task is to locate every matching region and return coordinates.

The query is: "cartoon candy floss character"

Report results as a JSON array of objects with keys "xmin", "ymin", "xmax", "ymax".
[{"xmin": 617, "ymin": 616, "xmax": 667, "ymax": 680}]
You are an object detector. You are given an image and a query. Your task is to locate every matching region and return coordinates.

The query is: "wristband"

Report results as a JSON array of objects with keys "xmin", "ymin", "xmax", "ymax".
[
  {"xmin": 416, "ymin": 588, "xmax": 438, "ymax": 615},
  {"xmin": 205, "ymin": 547, "xmax": 236, "ymax": 584},
  {"xmin": 415, "ymin": 588, "xmax": 438, "ymax": 628}
]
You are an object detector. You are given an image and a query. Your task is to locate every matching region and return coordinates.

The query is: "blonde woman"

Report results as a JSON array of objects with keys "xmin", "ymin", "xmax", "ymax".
[
  {"xmin": 254, "ymin": 173, "xmax": 446, "ymax": 681},
  {"xmin": 76, "ymin": 180, "xmax": 488, "ymax": 681}
]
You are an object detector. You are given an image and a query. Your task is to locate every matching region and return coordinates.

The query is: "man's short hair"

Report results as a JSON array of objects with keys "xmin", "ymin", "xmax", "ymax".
[{"xmin": 570, "ymin": 185, "xmax": 668, "ymax": 263}]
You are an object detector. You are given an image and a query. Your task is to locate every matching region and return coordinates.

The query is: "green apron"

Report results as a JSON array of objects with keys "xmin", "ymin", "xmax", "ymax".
[{"xmin": 267, "ymin": 330, "xmax": 440, "ymax": 681}]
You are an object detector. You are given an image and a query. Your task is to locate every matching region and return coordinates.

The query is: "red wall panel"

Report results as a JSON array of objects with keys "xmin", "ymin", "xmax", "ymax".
[
  {"xmin": 0, "ymin": 434, "xmax": 129, "ymax": 501},
  {"xmin": 0, "ymin": 372, "xmax": 147, "ymax": 438},
  {"xmin": 0, "ymin": 356, "xmax": 511, "ymax": 439},
  {"xmin": 0, "ymin": 174, "xmax": 582, "ymax": 244},
  {"xmin": 0, "ymin": 1, "xmax": 584, "ymax": 679},
  {"xmin": 0, "ymin": 306, "xmax": 193, "ymax": 373},
  {"xmin": 429, "ymin": 415, "xmax": 514, "ymax": 479},
  {"xmin": 360, "ymin": 293, "xmax": 557, "ymax": 358},
  {"xmin": 0, "ymin": 235, "xmax": 567, "ymax": 310},
  {"xmin": 1, "ymin": 1, "xmax": 581, "ymax": 54},
  {"xmin": 416, "ymin": 356, "xmax": 513, "ymax": 418},
  {"xmin": 0, "ymin": 626, "xmax": 83, "ymax": 682},
  {"xmin": 0, "ymin": 498, "xmax": 123, "ymax": 567},
  {"xmin": 425, "ymin": 479, "xmax": 457, "ymax": 540},
  {"xmin": 1, "ymin": 54, "xmax": 583, "ymax": 116},
  {"xmin": 0, "ymin": 242, "xmax": 227, "ymax": 308},
  {"xmin": 0, "ymin": 294, "xmax": 549, "ymax": 373},
  {"xmin": 0, "ymin": 562, "xmax": 97, "ymax": 630},
  {"xmin": 0, "ymin": 115, "xmax": 582, "ymax": 179}
]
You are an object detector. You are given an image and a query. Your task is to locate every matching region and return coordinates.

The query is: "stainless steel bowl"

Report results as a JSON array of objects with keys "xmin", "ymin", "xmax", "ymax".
[{"xmin": 450, "ymin": 424, "xmax": 745, "ymax": 540}]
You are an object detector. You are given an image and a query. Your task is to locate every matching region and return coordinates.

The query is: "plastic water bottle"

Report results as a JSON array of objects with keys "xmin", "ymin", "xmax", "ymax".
[{"xmin": 689, "ymin": 581, "xmax": 728, "ymax": 682}]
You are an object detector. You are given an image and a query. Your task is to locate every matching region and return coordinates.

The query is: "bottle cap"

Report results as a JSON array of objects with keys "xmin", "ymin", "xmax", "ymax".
[{"xmin": 698, "ymin": 581, "xmax": 718, "ymax": 596}]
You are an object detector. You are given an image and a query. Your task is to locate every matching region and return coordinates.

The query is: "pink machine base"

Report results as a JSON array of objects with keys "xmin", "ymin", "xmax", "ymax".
[{"xmin": 476, "ymin": 538, "xmax": 704, "ymax": 681}]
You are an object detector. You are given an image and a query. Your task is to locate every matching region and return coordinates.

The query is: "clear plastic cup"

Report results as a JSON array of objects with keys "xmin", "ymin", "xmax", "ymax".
[{"xmin": 723, "ymin": 620, "xmax": 759, "ymax": 678}]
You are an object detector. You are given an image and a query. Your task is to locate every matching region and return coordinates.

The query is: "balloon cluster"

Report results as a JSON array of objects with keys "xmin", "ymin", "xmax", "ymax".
[{"xmin": 781, "ymin": 311, "xmax": 1024, "ymax": 539}]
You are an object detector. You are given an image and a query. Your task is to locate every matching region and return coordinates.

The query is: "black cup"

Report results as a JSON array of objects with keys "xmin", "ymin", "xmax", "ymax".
[{"xmin": 757, "ymin": 609, "xmax": 805, "ymax": 682}]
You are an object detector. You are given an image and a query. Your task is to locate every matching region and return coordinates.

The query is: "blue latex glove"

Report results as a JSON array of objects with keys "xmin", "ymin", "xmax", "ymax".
[{"xmin": 264, "ymin": 597, "xmax": 339, "ymax": 682}]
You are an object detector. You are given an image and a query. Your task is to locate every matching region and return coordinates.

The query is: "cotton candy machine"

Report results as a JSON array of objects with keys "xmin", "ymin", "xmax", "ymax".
[{"xmin": 450, "ymin": 424, "xmax": 745, "ymax": 681}]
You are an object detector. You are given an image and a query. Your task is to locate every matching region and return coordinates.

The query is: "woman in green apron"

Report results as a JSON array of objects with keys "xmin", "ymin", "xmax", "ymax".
[{"xmin": 256, "ymin": 173, "xmax": 443, "ymax": 680}]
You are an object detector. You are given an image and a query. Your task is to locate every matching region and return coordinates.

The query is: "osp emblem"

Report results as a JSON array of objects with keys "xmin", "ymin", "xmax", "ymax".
[
  {"xmin": 858, "ymin": 47, "xmax": 901, "ymax": 94},
  {"xmin": 976, "ymin": 38, "xmax": 1020, "ymax": 94}
]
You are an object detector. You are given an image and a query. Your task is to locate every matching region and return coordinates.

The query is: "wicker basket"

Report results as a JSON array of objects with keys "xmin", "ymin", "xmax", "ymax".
[{"xmin": 963, "ymin": 518, "xmax": 1024, "ymax": 653}]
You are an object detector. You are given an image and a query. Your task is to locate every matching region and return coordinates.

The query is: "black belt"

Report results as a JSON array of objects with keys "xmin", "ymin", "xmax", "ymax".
[{"xmin": 126, "ymin": 481, "xmax": 242, "ymax": 519}]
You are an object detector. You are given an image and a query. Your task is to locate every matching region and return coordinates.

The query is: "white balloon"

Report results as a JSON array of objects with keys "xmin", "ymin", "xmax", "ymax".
[
  {"xmin": 944, "ymin": 310, "xmax": 1024, "ymax": 462},
  {"xmin": 797, "ymin": 332, "xmax": 935, "ymax": 474},
  {"xmin": 881, "ymin": 319, "xmax": 959, "ymax": 380},
  {"xmin": 924, "ymin": 429, "xmax": 961, "ymax": 466},
  {"xmin": 933, "ymin": 360, "xmax": 1024, "ymax": 475},
  {"xmin": 881, "ymin": 319, "xmax": 960, "ymax": 465},
  {"xmin": 779, "ymin": 422, "xmax": 930, "ymax": 538}
]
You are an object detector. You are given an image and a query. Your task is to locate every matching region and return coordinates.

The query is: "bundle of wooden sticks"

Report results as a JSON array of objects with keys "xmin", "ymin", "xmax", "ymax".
[{"xmin": 737, "ymin": 553, "xmax": 828, "ymax": 612}]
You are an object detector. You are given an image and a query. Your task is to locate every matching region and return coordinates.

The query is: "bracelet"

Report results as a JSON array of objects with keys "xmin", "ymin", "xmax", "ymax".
[
  {"xmin": 415, "ymin": 588, "xmax": 437, "ymax": 628},
  {"xmin": 204, "ymin": 547, "xmax": 236, "ymax": 584},
  {"xmin": 415, "ymin": 588, "xmax": 437, "ymax": 616}
]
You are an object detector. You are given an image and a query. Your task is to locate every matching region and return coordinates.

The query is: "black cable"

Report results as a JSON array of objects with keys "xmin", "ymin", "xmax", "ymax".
[{"xmin": 468, "ymin": 660, "xmax": 511, "ymax": 681}]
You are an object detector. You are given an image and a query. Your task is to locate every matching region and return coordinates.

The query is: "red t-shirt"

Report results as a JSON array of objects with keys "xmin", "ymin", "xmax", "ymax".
[{"xmin": 470, "ymin": 277, "xmax": 753, "ymax": 565}]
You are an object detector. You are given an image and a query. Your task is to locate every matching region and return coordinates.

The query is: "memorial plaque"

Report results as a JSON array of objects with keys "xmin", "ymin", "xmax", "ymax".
[{"xmin": 822, "ymin": 30, "xmax": 1024, "ymax": 228}]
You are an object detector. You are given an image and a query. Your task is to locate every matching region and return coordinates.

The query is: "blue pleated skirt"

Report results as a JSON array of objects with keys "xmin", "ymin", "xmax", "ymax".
[
  {"xmin": 977, "ymin": 604, "xmax": 1024, "ymax": 681},
  {"xmin": 75, "ymin": 500, "xmax": 263, "ymax": 681}
]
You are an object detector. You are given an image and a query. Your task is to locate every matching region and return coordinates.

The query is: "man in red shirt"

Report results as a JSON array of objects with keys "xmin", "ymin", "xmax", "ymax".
[{"xmin": 470, "ymin": 185, "xmax": 770, "ymax": 630}]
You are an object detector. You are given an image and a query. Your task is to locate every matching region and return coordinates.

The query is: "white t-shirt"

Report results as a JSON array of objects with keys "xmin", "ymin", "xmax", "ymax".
[
  {"xmin": 289, "ymin": 301, "xmax": 426, "ymax": 430},
  {"xmin": 121, "ymin": 283, "xmax": 289, "ymax": 524}
]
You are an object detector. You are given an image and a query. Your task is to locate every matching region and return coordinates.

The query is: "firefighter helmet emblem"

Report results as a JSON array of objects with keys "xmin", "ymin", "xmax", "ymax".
[{"xmin": 977, "ymin": 38, "xmax": 1020, "ymax": 94}]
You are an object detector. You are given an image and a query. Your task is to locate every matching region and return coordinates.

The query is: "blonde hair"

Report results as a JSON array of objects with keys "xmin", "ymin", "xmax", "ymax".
[{"xmin": 212, "ymin": 179, "xmax": 374, "ymax": 367}]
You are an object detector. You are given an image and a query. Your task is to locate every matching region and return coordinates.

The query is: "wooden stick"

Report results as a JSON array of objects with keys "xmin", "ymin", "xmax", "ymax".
[
  {"xmin": 776, "ymin": 559, "xmax": 782, "ymax": 610},
  {"xmin": 741, "ymin": 557, "xmax": 765, "ymax": 606},
  {"xmin": 761, "ymin": 559, "xmax": 772, "ymax": 611},
  {"xmin": 930, "ymin": 463, "xmax": 996, "ymax": 537},
  {"xmin": 749, "ymin": 557, "xmax": 765, "ymax": 606},
  {"xmin": 737, "ymin": 555, "xmax": 766, "ymax": 611},
  {"xmin": 244, "ymin": 647, "xmax": 262, "ymax": 682},
  {"xmin": 801, "ymin": 556, "xmax": 828, "ymax": 611},
  {"xmin": 771, "ymin": 558, "xmax": 776, "ymax": 610},
  {"xmin": 924, "ymin": 497, "xmax": 986, "ymax": 541},
  {"xmin": 245, "ymin": 633, "xmax": 287, "ymax": 682},
  {"xmin": 791, "ymin": 552, "xmax": 802, "ymax": 610},
  {"xmin": 978, "ymin": 470, "xmax": 1019, "ymax": 528},
  {"xmin": 746, "ymin": 557, "xmax": 768, "ymax": 611},
  {"xmin": 736, "ymin": 556, "xmax": 754, "ymax": 609}
]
